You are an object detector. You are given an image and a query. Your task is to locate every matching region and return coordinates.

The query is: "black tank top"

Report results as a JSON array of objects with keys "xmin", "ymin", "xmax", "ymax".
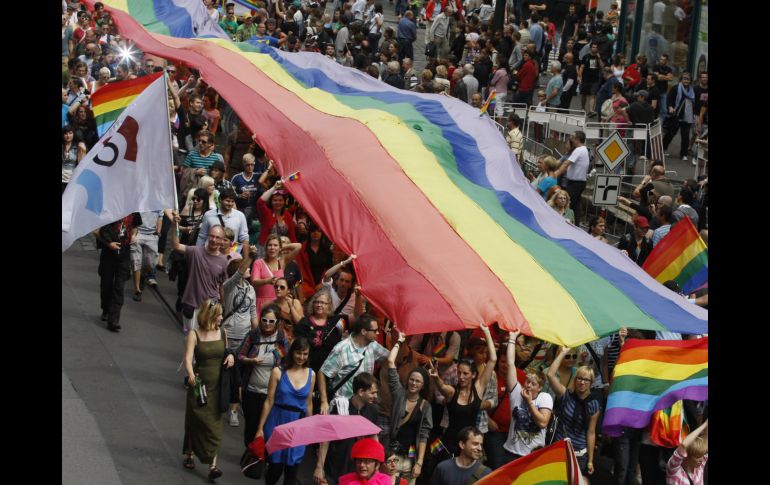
[{"xmin": 444, "ymin": 383, "xmax": 481, "ymax": 455}]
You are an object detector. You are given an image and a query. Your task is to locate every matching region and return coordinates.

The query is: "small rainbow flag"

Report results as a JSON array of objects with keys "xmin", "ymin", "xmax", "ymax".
[
  {"xmin": 429, "ymin": 437, "xmax": 446, "ymax": 455},
  {"xmin": 642, "ymin": 216, "xmax": 707, "ymax": 295},
  {"xmin": 407, "ymin": 445, "xmax": 416, "ymax": 459},
  {"xmin": 272, "ymin": 343, "xmax": 286, "ymax": 363},
  {"xmin": 232, "ymin": 0, "xmax": 261, "ymax": 10},
  {"xmin": 286, "ymin": 171, "xmax": 301, "ymax": 182},
  {"xmin": 476, "ymin": 439, "xmax": 581, "ymax": 484},
  {"xmin": 229, "ymin": 242, "xmax": 243, "ymax": 254},
  {"xmin": 432, "ymin": 340, "xmax": 447, "ymax": 357},
  {"xmin": 479, "ymin": 89, "xmax": 496, "ymax": 115},
  {"xmin": 602, "ymin": 337, "xmax": 708, "ymax": 437},
  {"xmin": 90, "ymin": 72, "xmax": 163, "ymax": 137},
  {"xmin": 649, "ymin": 400, "xmax": 690, "ymax": 448}
]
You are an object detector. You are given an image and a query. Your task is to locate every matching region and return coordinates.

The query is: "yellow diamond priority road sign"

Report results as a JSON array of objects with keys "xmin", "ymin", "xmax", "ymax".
[{"xmin": 596, "ymin": 131, "xmax": 630, "ymax": 172}]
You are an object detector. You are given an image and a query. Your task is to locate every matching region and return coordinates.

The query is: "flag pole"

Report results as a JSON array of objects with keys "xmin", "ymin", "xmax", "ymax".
[{"xmin": 163, "ymin": 70, "xmax": 180, "ymax": 237}]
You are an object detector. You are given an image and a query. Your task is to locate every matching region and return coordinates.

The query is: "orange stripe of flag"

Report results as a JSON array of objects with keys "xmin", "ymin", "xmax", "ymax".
[
  {"xmin": 617, "ymin": 346, "xmax": 707, "ymax": 366},
  {"xmin": 90, "ymin": 72, "xmax": 162, "ymax": 106},
  {"xmin": 642, "ymin": 217, "xmax": 700, "ymax": 277}
]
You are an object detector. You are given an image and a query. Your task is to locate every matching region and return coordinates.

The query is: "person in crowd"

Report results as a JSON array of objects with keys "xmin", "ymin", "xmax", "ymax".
[
  {"xmin": 578, "ymin": 43, "xmax": 604, "ymax": 116},
  {"xmin": 314, "ymin": 372, "xmax": 382, "ymax": 484},
  {"xmin": 267, "ymin": 276, "xmax": 304, "ymax": 341},
  {"xmin": 170, "ymin": 212, "xmax": 229, "ymax": 333},
  {"xmin": 62, "ymin": 124, "xmax": 87, "ymax": 194},
  {"xmin": 672, "ymin": 187, "xmax": 699, "ymax": 227},
  {"xmin": 618, "ymin": 215, "xmax": 654, "ymax": 266},
  {"xmin": 502, "ymin": 331, "xmax": 553, "ymax": 462},
  {"xmin": 429, "ymin": 426, "xmax": 491, "ymax": 484},
  {"xmin": 129, "ymin": 211, "xmax": 163, "ymax": 302},
  {"xmin": 547, "ymin": 189, "xmax": 575, "ymax": 224},
  {"xmin": 545, "ymin": 60, "xmax": 563, "ymax": 108},
  {"xmin": 666, "ymin": 420, "xmax": 708, "ymax": 485},
  {"xmin": 514, "ymin": 49, "xmax": 538, "ymax": 106},
  {"xmin": 384, "ymin": 331, "xmax": 433, "ymax": 484},
  {"xmin": 541, "ymin": 344, "xmax": 578, "ymax": 398},
  {"xmin": 182, "ymin": 299, "xmax": 235, "ymax": 481},
  {"xmin": 652, "ymin": 205, "xmax": 674, "ymax": 247},
  {"xmin": 181, "ymin": 130, "xmax": 222, "ymax": 197},
  {"xmin": 294, "ymin": 289, "xmax": 345, "ymax": 377},
  {"xmin": 318, "ymin": 314, "xmax": 390, "ymax": 414},
  {"xmin": 237, "ymin": 303, "xmax": 289, "ymax": 447},
  {"xmin": 506, "ymin": 114, "xmax": 524, "ymax": 163},
  {"xmin": 94, "ymin": 213, "xmax": 142, "ymax": 332},
  {"xmin": 250, "ymin": 234, "xmax": 302, "ymax": 315},
  {"xmin": 547, "ymin": 347, "xmax": 601, "ymax": 479},
  {"xmin": 380, "ymin": 447, "xmax": 409, "ymax": 485},
  {"xmin": 338, "ymin": 438, "xmax": 392, "ymax": 485},
  {"xmin": 70, "ymin": 104, "xmax": 98, "ymax": 149},
  {"xmin": 230, "ymin": 153, "xmax": 261, "ymax": 227},
  {"xmin": 221, "ymin": 245, "xmax": 259, "ymax": 427},
  {"xmin": 195, "ymin": 188, "xmax": 249, "ymax": 248},
  {"xmin": 484, "ymin": 340, "xmax": 512, "ymax": 470},
  {"xmin": 255, "ymin": 337, "xmax": 315, "ymax": 485},
  {"xmin": 663, "ymin": 73, "xmax": 696, "ymax": 161},
  {"xmin": 257, "ymin": 178, "xmax": 297, "ymax": 251},
  {"xmin": 588, "ymin": 216, "xmax": 609, "ymax": 243},
  {"xmin": 535, "ymin": 156, "xmax": 560, "ymax": 199},
  {"xmin": 553, "ymin": 130, "xmax": 590, "ymax": 227},
  {"xmin": 429, "ymin": 324, "xmax": 496, "ymax": 456},
  {"xmin": 322, "ymin": 254, "xmax": 361, "ymax": 325}
]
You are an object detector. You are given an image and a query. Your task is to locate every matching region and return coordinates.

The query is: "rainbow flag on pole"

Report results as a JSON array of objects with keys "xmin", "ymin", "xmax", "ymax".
[
  {"xmin": 480, "ymin": 89, "xmax": 496, "ymax": 115},
  {"xmin": 649, "ymin": 400, "xmax": 690, "ymax": 448},
  {"xmin": 642, "ymin": 217, "xmax": 707, "ymax": 295},
  {"xmin": 91, "ymin": 72, "xmax": 163, "ymax": 137},
  {"xmin": 272, "ymin": 342, "xmax": 286, "ymax": 363},
  {"xmin": 429, "ymin": 437, "xmax": 446, "ymax": 455},
  {"xmin": 602, "ymin": 337, "xmax": 708, "ymax": 437},
  {"xmin": 476, "ymin": 439, "xmax": 582, "ymax": 484}
]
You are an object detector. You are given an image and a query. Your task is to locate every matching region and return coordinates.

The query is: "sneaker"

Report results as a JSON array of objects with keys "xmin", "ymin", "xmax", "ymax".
[
  {"xmin": 681, "ymin": 156, "xmax": 688, "ymax": 162},
  {"xmin": 229, "ymin": 410, "xmax": 240, "ymax": 427},
  {"xmin": 108, "ymin": 322, "xmax": 121, "ymax": 332},
  {"xmin": 133, "ymin": 291, "xmax": 142, "ymax": 302},
  {"xmin": 101, "ymin": 312, "xmax": 108, "ymax": 322},
  {"xmin": 147, "ymin": 278, "xmax": 158, "ymax": 287}
]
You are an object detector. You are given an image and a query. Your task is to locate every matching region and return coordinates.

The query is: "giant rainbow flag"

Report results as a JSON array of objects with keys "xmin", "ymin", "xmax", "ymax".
[
  {"xmin": 84, "ymin": 0, "xmax": 708, "ymax": 346},
  {"xmin": 476, "ymin": 439, "xmax": 581, "ymax": 485},
  {"xmin": 602, "ymin": 337, "xmax": 708, "ymax": 437},
  {"xmin": 91, "ymin": 72, "xmax": 162, "ymax": 136},
  {"xmin": 642, "ymin": 216, "xmax": 708, "ymax": 295}
]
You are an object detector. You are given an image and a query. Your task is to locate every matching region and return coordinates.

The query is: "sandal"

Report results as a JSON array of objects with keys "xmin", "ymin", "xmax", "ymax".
[
  {"xmin": 208, "ymin": 466, "xmax": 222, "ymax": 480},
  {"xmin": 183, "ymin": 455, "xmax": 195, "ymax": 469}
]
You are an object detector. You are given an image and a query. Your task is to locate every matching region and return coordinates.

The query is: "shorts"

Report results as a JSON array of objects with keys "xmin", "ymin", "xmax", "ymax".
[
  {"xmin": 129, "ymin": 233, "xmax": 159, "ymax": 272},
  {"xmin": 580, "ymin": 80, "xmax": 600, "ymax": 96}
]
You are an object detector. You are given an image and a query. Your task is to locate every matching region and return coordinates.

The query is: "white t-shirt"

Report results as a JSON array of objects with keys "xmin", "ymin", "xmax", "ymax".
[
  {"xmin": 566, "ymin": 145, "xmax": 590, "ymax": 181},
  {"xmin": 503, "ymin": 381, "xmax": 554, "ymax": 456},
  {"xmin": 652, "ymin": 1, "xmax": 666, "ymax": 25}
]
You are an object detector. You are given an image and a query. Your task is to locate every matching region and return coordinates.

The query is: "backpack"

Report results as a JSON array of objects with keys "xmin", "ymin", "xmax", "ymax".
[{"xmin": 235, "ymin": 328, "xmax": 287, "ymax": 385}]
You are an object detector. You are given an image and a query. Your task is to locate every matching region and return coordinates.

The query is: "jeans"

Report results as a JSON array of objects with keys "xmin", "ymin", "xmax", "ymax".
[
  {"xmin": 613, "ymin": 428, "xmax": 642, "ymax": 485},
  {"xmin": 663, "ymin": 122, "xmax": 691, "ymax": 158},
  {"xmin": 484, "ymin": 430, "xmax": 516, "ymax": 470},
  {"xmin": 395, "ymin": 0, "xmax": 408, "ymax": 16},
  {"xmin": 638, "ymin": 444, "xmax": 671, "ymax": 485},
  {"xmin": 659, "ymin": 93, "xmax": 668, "ymax": 118}
]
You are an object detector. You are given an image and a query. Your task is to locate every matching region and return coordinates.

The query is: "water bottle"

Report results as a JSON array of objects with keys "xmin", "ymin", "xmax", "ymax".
[{"xmin": 195, "ymin": 377, "xmax": 208, "ymax": 407}]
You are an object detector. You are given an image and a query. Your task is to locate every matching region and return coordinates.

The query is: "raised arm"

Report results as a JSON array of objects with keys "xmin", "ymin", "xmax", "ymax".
[
  {"xmin": 678, "ymin": 419, "xmax": 708, "ymax": 455},
  {"xmin": 476, "ymin": 324, "xmax": 498, "ymax": 391},
  {"xmin": 388, "ymin": 331, "xmax": 406, "ymax": 368},
  {"xmin": 323, "ymin": 254, "xmax": 356, "ymax": 282},
  {"xmin": 280, "ymin": 242, "xmax": 302, "ymax": 264},
  {"xmin": 260, "ymin": 173, "xmax": 280, "ymax": 202},
  {"xmin": 506, "ymin": 331, "xmax": 520, "ymax": 392},
  {"xmin": 428, "ymin": 361, "xmax": 455, "ymax": 400},
  {"xmin": 170, "ymin": 209, "xmax": 187, "ymax": 254},
  {"xmin": 546, "ymin": 346, "xmax": 571, "ymax": 398}
]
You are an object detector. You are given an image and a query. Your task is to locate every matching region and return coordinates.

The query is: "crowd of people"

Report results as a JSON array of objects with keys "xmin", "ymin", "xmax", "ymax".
[{"xmin": 62, "ymin": 1, "xmax": 709, "ymax": 484}]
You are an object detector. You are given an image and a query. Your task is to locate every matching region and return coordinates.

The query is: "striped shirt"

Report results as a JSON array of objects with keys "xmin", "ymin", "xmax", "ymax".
[
  {"xmin": 666, "ymin": 447, "xmax": 707, "ymax": 485},
  {"xmin": 553, "ymin": 391, "xmax": 600, "ymax": 452},
  {"xmin": 652, "ymin": 224, "xmax": 672, "ymax": 247},
  {"xmin": 183, "ymin": 149, "xmax": 223, "ymax": 169}
]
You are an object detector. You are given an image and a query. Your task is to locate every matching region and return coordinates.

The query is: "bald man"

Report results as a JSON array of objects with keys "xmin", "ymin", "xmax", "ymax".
[{"xmin": 171, "ymin": 215, "xmax": 229, "ymax": 332}]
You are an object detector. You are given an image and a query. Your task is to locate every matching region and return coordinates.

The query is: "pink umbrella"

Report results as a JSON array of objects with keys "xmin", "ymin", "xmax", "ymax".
[{"xmin": 265, "ymin": 415, "xmax": 382, "ymax": 454}]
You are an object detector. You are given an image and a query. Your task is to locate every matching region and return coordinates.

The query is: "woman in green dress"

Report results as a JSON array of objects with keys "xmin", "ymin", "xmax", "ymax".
[{"xmin": 182, "ymin": 299, "xmax": 235, "ymax": 480}]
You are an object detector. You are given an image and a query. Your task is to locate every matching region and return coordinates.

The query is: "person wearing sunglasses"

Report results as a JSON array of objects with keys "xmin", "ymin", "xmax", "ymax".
[
  {"xmin": 180, "ymin": 130, "xmax": 220, "ymax": 197},
  {"xmin": 251, "ymin": 234, "xmax": 302, "ymax": 316},
  {"xmin": 546, "ymin": 346, "xmax": 601, "ymax": 478},
  {"xmin": 266, "ymin": 277, "xmax": 303, "ymax": 341},
  {"xmin": 501, "ymin": 331, "xmax": 553, "ymax": 465},
  {"xmin": 237, "ymin": 304, "xmax": 289, "ymax": 447},
  {"xmin": 429, "ymin": 323, "xmax": 497, "ymax": 457}
]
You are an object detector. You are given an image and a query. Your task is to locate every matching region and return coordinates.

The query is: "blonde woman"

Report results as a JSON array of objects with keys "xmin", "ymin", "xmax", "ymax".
[
  {"xmin": 184, "ymin": 175, "xmax": 218, "ymax": 211},
  {"xmin": 434, "ymin": 65, "xmax": 451, "ymax": 94},
  {"xmin": 250, "ymin": 234, "xmax": 302, "ymax": 315},
  {"xmin": 182, "ymin": 299, "xmax": 235, "ymax": 480},
  {"xmin": 546, "ymin": 347, "xmax": 601, "ymax": 479},
  {"xmin": 548, "ymin": 189, "xmax": 575, "ymax": 224}
]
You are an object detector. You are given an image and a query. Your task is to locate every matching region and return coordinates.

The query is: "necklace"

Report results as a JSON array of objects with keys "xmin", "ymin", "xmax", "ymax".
[{"xmin": 406, "ymin": 396, "xmax": 419, "ymax": 402}]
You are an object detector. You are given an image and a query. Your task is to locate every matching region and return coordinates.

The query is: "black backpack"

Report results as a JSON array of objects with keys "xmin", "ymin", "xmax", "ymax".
[{"xmin": 235, "ymin": 328, "xmax": 287, "ymax": 385}]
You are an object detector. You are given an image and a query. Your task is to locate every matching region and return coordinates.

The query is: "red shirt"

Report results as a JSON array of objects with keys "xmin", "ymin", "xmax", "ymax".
[{"xmin": 517, "ymin": 59, "xmax": 538, "ymax": 92}]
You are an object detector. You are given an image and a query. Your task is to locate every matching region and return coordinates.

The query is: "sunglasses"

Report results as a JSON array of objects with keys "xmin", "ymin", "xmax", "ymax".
[
  {"xmin": 192, "ymin": 197, "xmax": 202, "ymax": 201},
  {"xmin": 564, "ymin": 353, "xmax": 578, "ymax": 360},
  {"xmin": 274, "ymin": 284, "xmax": 287, "ymax": 290},
  {"xmin": 261, "ymin": 318, "xmax": 277, "ymax": 325}
]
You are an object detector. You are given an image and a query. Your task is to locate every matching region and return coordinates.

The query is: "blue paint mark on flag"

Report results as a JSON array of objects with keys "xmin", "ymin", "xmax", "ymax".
[{"xmin": 75, "ymin": 169, "xmax": 103, "ymax": 215}]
